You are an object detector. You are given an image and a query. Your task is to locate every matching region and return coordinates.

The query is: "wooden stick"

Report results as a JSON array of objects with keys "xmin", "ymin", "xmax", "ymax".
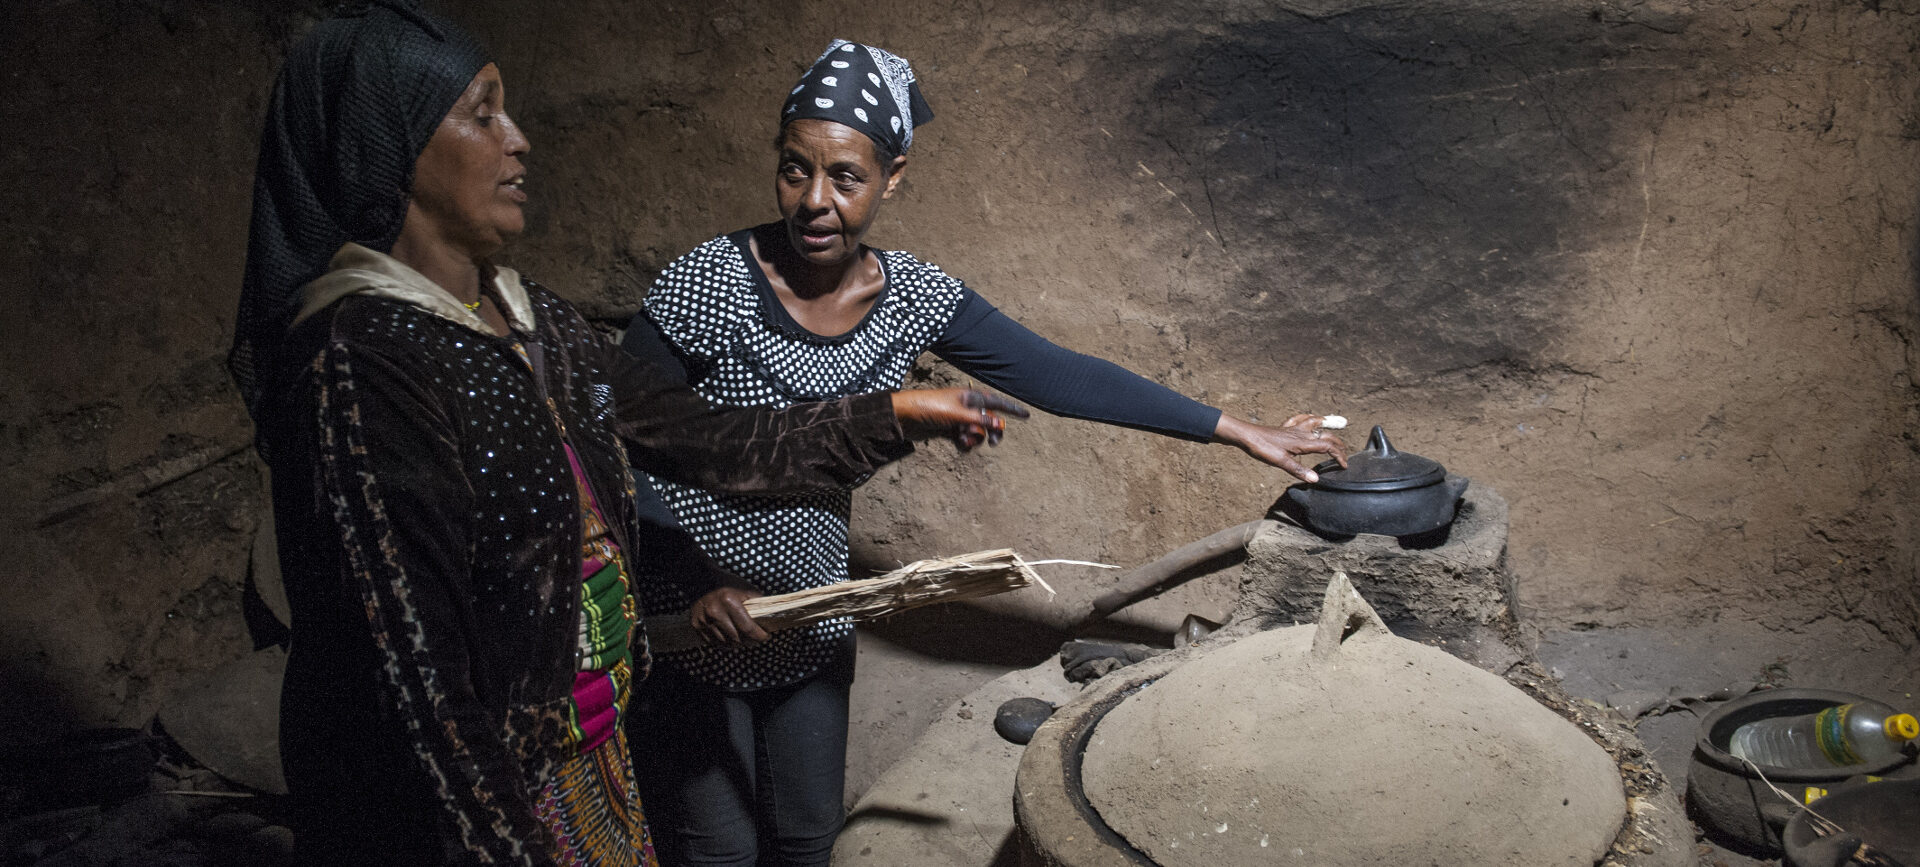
[
  {"xmin": 1079, "ymin": 520, "xmax": 1275, "ymax": 626},
  {"xmin": 643, "ymin": 549, "xmax": 1049, "ymax": 653}
]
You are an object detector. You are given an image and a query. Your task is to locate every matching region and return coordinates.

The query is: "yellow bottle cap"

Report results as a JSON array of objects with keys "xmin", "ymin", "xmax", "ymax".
[{"xmin": 1887, "ymin": 713, "xmax": 1919, "ymax": 741}]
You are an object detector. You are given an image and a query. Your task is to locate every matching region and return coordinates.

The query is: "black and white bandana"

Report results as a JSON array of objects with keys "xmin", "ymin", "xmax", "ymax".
[{"xmin": 781, "ymin": 39, "xmax": 934, "ymax": 155}]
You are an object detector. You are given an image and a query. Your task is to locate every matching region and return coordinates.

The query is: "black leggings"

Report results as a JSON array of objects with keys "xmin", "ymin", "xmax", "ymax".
[{"xmin": 627, "ymin": 634, "xmax": 856, "ymax": 867}]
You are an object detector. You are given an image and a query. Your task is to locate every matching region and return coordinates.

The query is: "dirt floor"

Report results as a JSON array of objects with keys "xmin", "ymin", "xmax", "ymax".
[
  {"xmin": 1539, "ymin": 619, "xmax": 1920, "ymax": 866},
  {"xmin": 4, "ymin": 0, "xmax": 1920, "ymax": 861}
]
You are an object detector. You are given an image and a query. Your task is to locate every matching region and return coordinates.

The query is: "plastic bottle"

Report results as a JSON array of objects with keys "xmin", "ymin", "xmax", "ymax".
[{"xmin": 1728, "ymin": 700, "xmax": 1920, "ymax": 769}]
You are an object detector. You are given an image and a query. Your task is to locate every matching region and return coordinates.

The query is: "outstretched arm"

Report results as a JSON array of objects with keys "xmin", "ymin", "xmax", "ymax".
[
  {"xmin": 600, "ymin": 315, "xmax": 1022, "ymax": 495},
  {"xmin": 932, "ymin": 293, "xmax": 1221, "ymax": 441},
  {"xmin": 934, "ymin": 291, "xmax": 1344, "ymax": 480}
]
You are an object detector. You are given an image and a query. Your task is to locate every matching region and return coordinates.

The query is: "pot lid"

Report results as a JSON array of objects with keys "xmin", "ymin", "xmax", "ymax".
[
  {"xmin": 1070, "ymin": 575, "xmax": 1626, "ymax": 867},
  {"xmin": 1309, "ymin": 425, "xmax": 1446, "ymax": 492}
]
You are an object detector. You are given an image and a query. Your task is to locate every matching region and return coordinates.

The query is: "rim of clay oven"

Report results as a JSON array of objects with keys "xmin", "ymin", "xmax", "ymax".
[
  {"xmin": 1059, "ymin": 680, "xmax": 1160, "ymax": 864},
  {"xmin": 1016, "ymin": 646, "xmax": 1196, "ymax": 866}
]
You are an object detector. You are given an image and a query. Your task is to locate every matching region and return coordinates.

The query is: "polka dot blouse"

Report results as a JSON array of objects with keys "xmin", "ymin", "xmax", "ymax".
[
  {"xmin": 638, "ymin": 230, "xmax": 965, "ymax": 689},
  {"xmin": 633, "ymin": 227, "xmax": 1221, "ymax": 690}
]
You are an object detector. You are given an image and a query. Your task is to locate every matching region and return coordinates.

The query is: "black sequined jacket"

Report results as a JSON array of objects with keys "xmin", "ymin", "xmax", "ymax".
[{"xmin": 258, "ymin": 245, "xmax": 912, "ymax": 865}]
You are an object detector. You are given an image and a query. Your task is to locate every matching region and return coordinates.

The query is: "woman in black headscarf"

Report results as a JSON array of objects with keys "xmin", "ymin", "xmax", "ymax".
[
  {"xmin": 620, "ymin": 40, "xmax": 1347, "ymax": 867},
  {"xmin": 234, "ymin": 6, "xmax": 1022, "ymax": 865}
]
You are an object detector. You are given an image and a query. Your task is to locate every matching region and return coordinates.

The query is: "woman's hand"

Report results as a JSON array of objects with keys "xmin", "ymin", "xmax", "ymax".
[
  {"xmin": 890, "ymin": 388, "xmax": 1029, "ymax": 451},
  {"xmin": 689, "ymin": 587, "xmax": 770, "ymax": 647},
  {"xmin": 1214, "ymin": 413, "xmax": 1349, "ymax": 483}
]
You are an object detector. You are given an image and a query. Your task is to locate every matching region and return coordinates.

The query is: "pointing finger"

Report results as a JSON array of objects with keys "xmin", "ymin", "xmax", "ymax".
[{"xmin": 963, "ymin": 390, "xmax": 1030, "ymax": 419}]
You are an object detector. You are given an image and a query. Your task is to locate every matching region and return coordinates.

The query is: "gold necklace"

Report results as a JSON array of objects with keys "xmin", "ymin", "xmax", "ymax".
[{"xmin": 466, "ymin": 271, "xmax": 489, "ymax": 313}]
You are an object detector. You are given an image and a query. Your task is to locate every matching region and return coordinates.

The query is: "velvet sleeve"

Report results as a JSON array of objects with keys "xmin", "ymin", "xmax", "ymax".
[
  {"xmin": 932, "ymin": 290, "xmax": 1222, "ymax": 442},
  {"xmin": 595, "ymin": 319, "xmax": 915, "ymax": 495},
  {"xmin": 617, "ymin": 312, "xmax": 732, "ymax": 599},
  {"xmin": 618, "ymin": 310, "xmax": 693, "ymax": 385},
  {"xmin": 312, "ymin": 340, "xmax": 555, "ymax": 866}
]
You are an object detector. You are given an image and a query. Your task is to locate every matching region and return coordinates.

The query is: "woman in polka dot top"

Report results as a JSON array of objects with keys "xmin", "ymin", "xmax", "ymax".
[{"xmin": 618, "ymin": 41, "xmax": 1350, "ymax": 866}]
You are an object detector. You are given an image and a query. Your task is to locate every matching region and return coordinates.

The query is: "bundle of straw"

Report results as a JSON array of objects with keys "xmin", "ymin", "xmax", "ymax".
[{"xmin": 643, "ymin": 548, "xmax": 1055, "ymax": 653}]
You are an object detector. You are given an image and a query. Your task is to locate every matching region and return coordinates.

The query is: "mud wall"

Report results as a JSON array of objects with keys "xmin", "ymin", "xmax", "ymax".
[{"xmin": 3, "ymin": 0, "xmax": 1916, "ymax": 747}]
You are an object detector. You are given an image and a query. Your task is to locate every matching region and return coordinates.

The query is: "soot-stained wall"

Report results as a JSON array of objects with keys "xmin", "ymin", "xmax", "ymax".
[{"xmin": 3, "ymin": 0, "xmax": 1916, "ymax": 750}]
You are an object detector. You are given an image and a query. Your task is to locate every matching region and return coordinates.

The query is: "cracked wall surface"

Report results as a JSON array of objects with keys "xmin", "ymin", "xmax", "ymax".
[{"xmin": 2, "ymin": 0, "xmax": 1916, "ymax": 758}]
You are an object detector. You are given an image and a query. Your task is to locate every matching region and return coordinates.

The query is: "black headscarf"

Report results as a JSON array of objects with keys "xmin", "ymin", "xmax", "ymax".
[
  {"xmin": 230, "ymin": 0, "xmax": 490, "ymax": 419},
  {"xmin": 781, "ymin": 40, "xmax": 934, "ymax": 158}
]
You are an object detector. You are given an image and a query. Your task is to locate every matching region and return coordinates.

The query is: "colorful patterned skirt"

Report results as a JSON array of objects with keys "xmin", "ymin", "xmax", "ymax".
[{"xmin": 532, "ymin": 726, "xmax": 659, "ymax": 867}]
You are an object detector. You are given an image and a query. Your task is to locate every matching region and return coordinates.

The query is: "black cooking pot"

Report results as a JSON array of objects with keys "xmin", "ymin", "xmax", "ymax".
[{"xmin": 1279, "ymin": 425, "xmax": 1469, "ymax": 537}]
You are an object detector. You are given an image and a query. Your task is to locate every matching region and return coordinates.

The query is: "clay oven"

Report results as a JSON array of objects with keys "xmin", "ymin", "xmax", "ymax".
[{"xmin": 1011, "ymin": 486, "xmax": 1694, "ymax": 866}]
